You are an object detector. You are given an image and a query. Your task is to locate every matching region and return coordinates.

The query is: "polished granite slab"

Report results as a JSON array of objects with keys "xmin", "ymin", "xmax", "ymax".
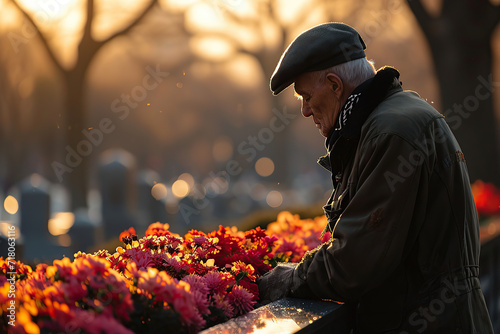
[{"xmin": 200, "ymin": 297, "xmax": 353, "ymax": 334}]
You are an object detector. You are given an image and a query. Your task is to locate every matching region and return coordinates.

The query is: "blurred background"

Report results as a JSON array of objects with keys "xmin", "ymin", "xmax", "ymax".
[{"xmin": 0, "ymin": 0, "xmax": 499, "ymax": 262}]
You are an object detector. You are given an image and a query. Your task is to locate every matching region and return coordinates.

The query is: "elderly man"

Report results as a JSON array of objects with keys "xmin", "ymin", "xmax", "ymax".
[{"xmin": 258, "ymin": 23, "xmax": 493, "ymax": 333}]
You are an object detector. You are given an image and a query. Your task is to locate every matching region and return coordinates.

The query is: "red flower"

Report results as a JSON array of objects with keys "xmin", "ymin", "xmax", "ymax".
[
  {"xmin": 203, "ymin": 271, "xmax": 233, "ymax": 296},
  {"xmin": 472, "ymin": 180, "xmax": 500, "ymax": 217},
  {"xmin": 119, "ymin": 227, "xmax": 136, "ymax": 242},
  {"xmin": 245, "ymin": 226, "xmax": 267, "ymax": 242},
  {"xmin": 145, "ymin": 222, "xmax": 171, "ymax": 237}
]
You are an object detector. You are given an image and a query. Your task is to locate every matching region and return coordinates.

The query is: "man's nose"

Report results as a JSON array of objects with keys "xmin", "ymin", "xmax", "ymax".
[{"xmin": 301, "ymin": 101, "xmax": 312, "ymax": 117}]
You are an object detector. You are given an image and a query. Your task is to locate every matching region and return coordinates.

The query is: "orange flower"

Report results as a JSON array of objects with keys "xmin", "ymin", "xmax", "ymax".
[
  {"xmin": 119, "ymin": 227, "xmax": 137, "ymax": 242},
  {"xmin": 145, "ymin": 222, "xmax": 171, "ymax": 237}
]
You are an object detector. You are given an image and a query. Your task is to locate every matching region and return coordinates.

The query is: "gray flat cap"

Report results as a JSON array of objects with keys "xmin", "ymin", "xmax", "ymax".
[{"xmin": 270, "ymin": 22, "xmax": 366, "ymax": 95}]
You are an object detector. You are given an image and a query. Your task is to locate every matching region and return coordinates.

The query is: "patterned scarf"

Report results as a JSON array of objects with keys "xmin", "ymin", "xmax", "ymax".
[
  {"xmin": 336, "ymin": 92, "xmax": 362, "ymax": 132},
  {"xmin": 325, "ymin": 66, "xmax": 401, "ymax": 153}
]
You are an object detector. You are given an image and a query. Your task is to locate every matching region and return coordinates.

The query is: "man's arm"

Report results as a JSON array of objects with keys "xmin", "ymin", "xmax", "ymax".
[{"xmin": 292, "ymin": 133, "xmax": 429, "ymax": 302}]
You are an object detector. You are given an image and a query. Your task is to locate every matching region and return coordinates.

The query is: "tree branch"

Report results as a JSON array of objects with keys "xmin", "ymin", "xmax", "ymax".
[
  {"xmin": 8, "ymin": 0, "xmax": 65, "ymax": 73},
  {"xmin": 406, "ymin": 0, "xmax": 432, "ymax": 28},
  {"xmin": 83, "ymin": 0, "xmax": 94, "ymax": 40},
  {"xmin": 213, "ymin": 1, "xmax": 244, "ymax": 24},
  {"xmin": 99, "ymin": 0, "xmax": 158, "ymax": 46}
]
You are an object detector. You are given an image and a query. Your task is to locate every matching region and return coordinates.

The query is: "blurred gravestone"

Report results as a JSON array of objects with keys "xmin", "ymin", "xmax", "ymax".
[
  {"xmin": 98, "ymin": 150, "xmax": 137, "ymax": 240},
  {"xmin": 0, "ymin": 235, "xmax": 7, "ymax": 258},
  {"xmin": 177, "ymin": 195, "xmax": 204, "ymax": 234},
  {"xmin": 136, "ymin": 170, "xmax": 168, "ymax": 235},
  {"xmin": 68, "ymin": 208, "xmax": 97, "ymax": 255},
  {"xmin": 20, "ymin": 174, "xmax": 68, "ymax": 261}
]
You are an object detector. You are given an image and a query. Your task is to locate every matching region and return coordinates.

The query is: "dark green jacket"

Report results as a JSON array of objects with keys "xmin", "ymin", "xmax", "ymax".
[{"xmin": 291, "ymin": 80, "xmax": 494, "ymax": 333}]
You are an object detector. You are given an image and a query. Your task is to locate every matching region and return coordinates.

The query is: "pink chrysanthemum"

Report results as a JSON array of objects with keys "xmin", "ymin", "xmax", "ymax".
[
  {"xmin": 203, "ymin": 271, "xmax": 232, "ymax": 295},
  {"xmin": 212, "ymin": 293, "xmax": 234, "ymax": 318},
  {"xmin": 182, "ymin": 274, "xmax": 210, "ymax": 314},
  {"xmin": 225, "ymin": 285, "xmax": 255, "ymax": 316}
]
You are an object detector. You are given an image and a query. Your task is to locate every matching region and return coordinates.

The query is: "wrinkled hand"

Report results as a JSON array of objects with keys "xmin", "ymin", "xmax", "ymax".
[{"xmin": 257, "ymin": 263, "xmax": 297, "ymax": 306}]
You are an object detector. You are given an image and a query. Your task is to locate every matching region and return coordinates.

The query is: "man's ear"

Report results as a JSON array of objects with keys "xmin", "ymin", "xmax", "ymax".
[{"xmin": 325, "ymin": 73, "xmax": 343, "ymax": 98}]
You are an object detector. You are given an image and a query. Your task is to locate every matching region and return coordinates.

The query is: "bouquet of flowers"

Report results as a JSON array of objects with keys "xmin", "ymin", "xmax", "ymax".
[{"xmin": 0, "ymin": 211, "xmax": 328, "ymax": 334}]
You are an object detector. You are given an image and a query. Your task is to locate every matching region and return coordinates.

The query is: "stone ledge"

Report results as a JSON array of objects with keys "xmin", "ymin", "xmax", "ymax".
[{"xmin": 200, "ymin": 297, "xmax": 353, "ymax": 334}]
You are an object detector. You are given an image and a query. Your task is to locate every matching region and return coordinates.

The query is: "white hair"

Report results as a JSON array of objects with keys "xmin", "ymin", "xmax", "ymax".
[{"xmin": 320, "ymin": 58, "xmax": 376, "ymax": 88}]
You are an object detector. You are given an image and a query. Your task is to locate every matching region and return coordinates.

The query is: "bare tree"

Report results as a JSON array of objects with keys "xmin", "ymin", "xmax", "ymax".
[
  {"xmin": 182, "ymin": 0, "xmax": 391, "ymax": 187},
  {"xmin": 8, "ymin": 0, "xmax": 161, "ymax": 209},
  {"xmin": 408, "ymin": 0, "xmax": 500, "ymax": 186},
  {"xmin": 183, "ymin": 0, "xmax": 335, "ymax": 185}
]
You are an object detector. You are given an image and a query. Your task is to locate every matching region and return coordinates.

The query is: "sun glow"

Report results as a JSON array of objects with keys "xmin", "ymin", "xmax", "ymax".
[{"xmin": 9, "ymin": 0, "xmax": 81, "ymax": 29}]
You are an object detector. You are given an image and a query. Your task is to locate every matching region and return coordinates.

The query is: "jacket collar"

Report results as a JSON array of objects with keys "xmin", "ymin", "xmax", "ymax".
[{"xmin": 318, "ymin": 67, "xmax": 402, "ymax": 172}]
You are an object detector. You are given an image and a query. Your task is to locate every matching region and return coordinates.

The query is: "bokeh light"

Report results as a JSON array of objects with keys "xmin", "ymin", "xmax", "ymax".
[
  {"xmin": 266, "ymin": 190, "xmax": 283, "ymax": 208},
  {"xmin": 178, "ymin": 173, "xmax": 195, "ymax": 189},
  {"xmin": 48, "ymin": 212, "xmax": 75, "ymax": 236},
  {"xmin": 172, "ymin": 179, "xmax": 190, "ymax": 198},
  {"xmin": 0, "ymin": 222, "xmax": 17, "ymax": 238},
  {"xmin": 151, "ymin": 183, "xmax": 168, "ymax": 200},
  {"xmin": 255, "ymin": 157, "xmax": 275, "ymax": 177},
  {"xmin": 4, "ymin": 195, "xmax": 19, "ymax": 215}
]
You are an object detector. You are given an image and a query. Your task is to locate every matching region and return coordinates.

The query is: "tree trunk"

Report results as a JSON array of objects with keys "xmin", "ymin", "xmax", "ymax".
[
  {"xmin": 64, "ymin": 68, "xmax": 89, "ymax": 210},
  {"xmin": 408, "ymin": 0, "xmax": 500, "ymax": 186},
  {"xmin": 430, "ymin": 34, "xmax": 499, "ymax": 185}
]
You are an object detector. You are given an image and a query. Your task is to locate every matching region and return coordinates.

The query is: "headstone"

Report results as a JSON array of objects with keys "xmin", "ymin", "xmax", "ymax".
[
  {"xmin": 0, "ymin": 235, "xmax": 8, "ymax": 258},
  {"xmin": 176, "ymin": 195, "xmax": 203, "ymax": 234},
  {"xmin": 20, "ymin": 174, "xmax": 50, "ymax": 240},
  {"xmin": 68, "ymin": 208, "xmax": 97, "ymax": 255},
  {"xmin": 98, "ymin": 150, "xmax": 137, "ymax": 240},
  {"xmin": 19, "ymin": 174, "xmax": 68, "ymax": 261}
]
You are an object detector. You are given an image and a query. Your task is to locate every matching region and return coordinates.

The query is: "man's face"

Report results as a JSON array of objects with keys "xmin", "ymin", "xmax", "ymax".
[{"xmin": 294, "ymin": 71, "xmax": 343, "ymax": 138}]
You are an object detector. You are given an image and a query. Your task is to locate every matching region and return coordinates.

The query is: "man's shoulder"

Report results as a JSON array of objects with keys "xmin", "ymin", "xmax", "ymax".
[{"xmin": 361, "ymin": 90, "xmax": 444, "ymax": 142}]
